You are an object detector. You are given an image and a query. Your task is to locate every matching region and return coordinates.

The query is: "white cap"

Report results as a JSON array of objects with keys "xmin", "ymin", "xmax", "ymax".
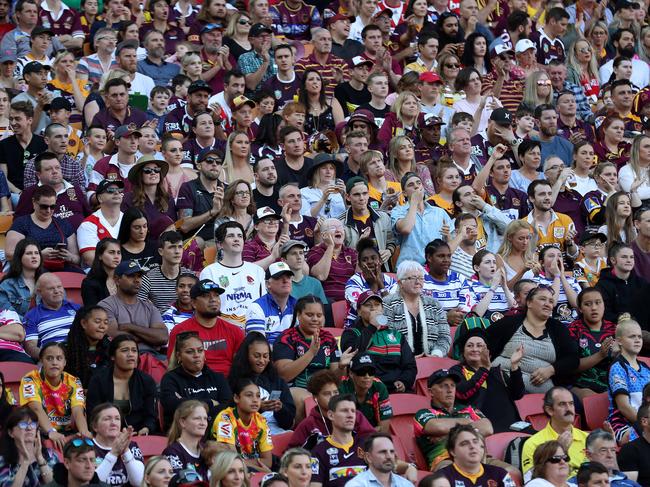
[{"xmin": 515, "ymin": 39, "xmax": 536, "ymax": 54}]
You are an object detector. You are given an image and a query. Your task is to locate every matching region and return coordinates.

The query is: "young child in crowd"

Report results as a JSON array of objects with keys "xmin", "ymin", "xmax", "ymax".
[
  {"xmin": 79, "ymin": 125, "xmax": 107, "ymax": 187},
  {"xmin": 148, "ymin": 86, "xmax": 172, "ymax": 136},
  {"xmin": 574, "ymin": 232, "xmax": 608, "ymax": 288},
  {"xmin": 48, "ymin": 97, "xmax": 83, "ymax": 158},
  {"xmin": 514, "ymin": 105, "xmax": 535, "ymax": 141}
]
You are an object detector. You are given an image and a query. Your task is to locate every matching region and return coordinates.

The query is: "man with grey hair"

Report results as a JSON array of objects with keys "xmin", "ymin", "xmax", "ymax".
[
  {"xmin": 567, "ymin": 429, "xmax": 641, "ymax": 486},
  {"xmin": 277, "ymin": 182, "xmax": 318, "ymax": 249},
  {"xmin": 295, "ymin": 28, "xmax": 349, "ymax": 99},
  {"xmin": 77, "ymin": 27, "xmax": 119, "ymax": 87},
  {"xmin": 137, "ymin": 30, "xmax": 180, "ymax": 87},
  {"xmin": 449, "ymin": 127, "xmax": 483, "ymax": 186}
]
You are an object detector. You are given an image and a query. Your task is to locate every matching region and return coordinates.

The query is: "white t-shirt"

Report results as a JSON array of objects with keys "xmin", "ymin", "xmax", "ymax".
[
  {"xmin": 199, "ymin": 261, "xmax": 266, "ymax": 329},
  {"xmin": 130, "ymin": 72, "xmax": 155, "ymax": 98},
  {"xmin": 77, "ymin": 209, "xmax": 123, "ymax": 254}
]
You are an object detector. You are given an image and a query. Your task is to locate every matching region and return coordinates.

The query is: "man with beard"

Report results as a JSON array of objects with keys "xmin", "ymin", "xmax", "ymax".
[
  {"xmin": 164, "ymin": 80, "xmax": 213, "ymax": 137},
  {"xmin": 436, "ymin": 12, "xmax": 464, "ymax": 52},
  {"xmin": 346, "ymin": 433, "xmax": 414, "ymax": 487},
  {"xmin": 167, "ymin": 278, "xmax": 245, "ymax": 375},
  {"xmin": 237, "ymin": 23, "xmax": 276, "ymax": 96},
  {"xmin": 600, "ymin": 29, "xmax": 649, "ymax": 91},
  {"xmin": 521, "ymin": 387, "xmax": 589, "ymax": 482},
  {"xmin": 116, "ymin": 40, "xmax": 155, "ymax": 98},
  {"xmin": 137, "ymin": 30, "xmax": 180, "ymax": 87},
  {"xmin": 199, "ymin": 221, "xmax": 266, "ymax": 328},
  {"xmin": 199, "ymin": 23, "xmax": 234, "ymax": 94},
  {"xmin": 328, "ymin": 14, "xmax": 364, "ymax": 60},
  {"xmin": 470, "ymin": 107, "xmax": 518, "ymax": 170},
  {"xmin": 99, "ymin": 260, "xmax": 168, "ymax": 355},
  {"xmin": 605, "ymin": 79, "xmax": 641, "ymax": 134},
  {"xmin": 533, "ymin": 104, "xmax": 574, "ymax": 166},
  {"xmin": 176, "ymin": 147, "xmax": 225, "ymax": 243},
  {"xmin": 90, "ymin": 78, "xmax": 151, "ymax": 134},
  {"xmin": 253, "ymin": 157, "xmax": 280, "ymax": 212}
]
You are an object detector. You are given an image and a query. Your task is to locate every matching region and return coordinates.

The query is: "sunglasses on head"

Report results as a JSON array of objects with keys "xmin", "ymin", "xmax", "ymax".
[
  {"xmin": 176, "ymin": 469, "xmax": 203, "ymax": 483},
  {"xmin": 38, "ymin": 203, "xmax": 57, "ymax": 211},
  {"xmin": 70, "ymin": 438, "xmax": 94, "ymax": 448},
  {"xmin": 142, "ymin": 167, "xmax": 161, "ymax": 175},
  {"xmin": 547, "ymin": 454, "xmax": 570, "ymax": 464},
  {"xmin": 198, "ymin": 281, "xmax": 221, "ymax": 292}
]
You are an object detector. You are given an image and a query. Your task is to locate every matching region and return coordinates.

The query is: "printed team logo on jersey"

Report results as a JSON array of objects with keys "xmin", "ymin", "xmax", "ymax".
[
  {"xmin": 67, "ymin": 188, "xmax": 77, "ymax": 201},
  {"xmin": 219, "ymin": 276, "xmax": 229, "ymax": 289},
  {"xmin": 329, "ymin": 466, "xmax": 366, "ymax": 480},
  {"xmin": 22, "ymin": 382, "xmax": 35, "ymax": 398},
  {"xmin": 219, "ymin": 421, "xmax": 233, "ymax": 439},
  {"xmin": 553, "ymin": 227, "xmax": 565, "ymax": 239},
  {"xmin": 247, "ymin": 275, "xmax": 254, "ymax": 284},
  {"xmin": 310, "ymin": 457, "xmax": 319, "ymax": 474},
  {"xmin": 326, "ymin": 447, "xmax": 339, "ymax": 466}
]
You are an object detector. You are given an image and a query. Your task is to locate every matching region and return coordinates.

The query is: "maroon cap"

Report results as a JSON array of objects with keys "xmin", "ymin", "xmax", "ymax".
[
  {"xmin": 358, "ymin": 290, "xmax": 383, "ymax": 306},
  {"xmin": 327, "ymin": 13, "xmax": 355, "ymax": 26}
]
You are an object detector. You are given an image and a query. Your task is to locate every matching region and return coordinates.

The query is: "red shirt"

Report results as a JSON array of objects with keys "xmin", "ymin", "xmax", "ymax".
[{"xmin": 167, "ymin": 316, "xmax": 245, "ymax": 375}]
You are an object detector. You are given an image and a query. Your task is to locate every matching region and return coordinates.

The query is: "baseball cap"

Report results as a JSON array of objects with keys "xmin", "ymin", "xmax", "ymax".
[
  {"xmin": 49, "ymin": 97, "xmax": 72, "ymax": 112},
  {"xmin": 420, "ymin": 112, "xmax": 446, "ymax": 128},
  {"xmin": 579, "ymin": 231, "xmax": 607, "ymax": 245},
  {"xmin": 95, "ymin": 179, "xmax": 125, "ymax": 195},
  {"xmin": 31, "ymin": 26, "xmax": 54, "ymax": 38},
  {"xmin": 115, "ymin": 260, "xmax": 145, "ymax": 276},
  {"xmin": 350, "ymin": 56, "xmax": 373, "ymax": 68},
  {"xmin": 280, "ymin": 240, "xmax": 307, "ymax": 256},
  {"xmin": 253, "ymin": 206, "xmax": 282, "ymax": 224},
  {"xmin": 616, "ymin": 0, "xmax": 638, "ymax": 11},
  {"xmin": 197, "ymin": 147, "xmax": 224, "ymax": 164},
  {"xmin": 345, "ymin": 175, "xmax": 368, "ymax": 194},
  {"xmin": 327, "ymin": 13, "xmax": 355, "ymax": 26},
  {"xmin": 357, "ymin": 290, "xmax": 383, "ymax": 306},
  {"xmin": 515, "ymin": 39, "xmax": 536, "ymax": 54},
  {"xmin": 350, "ymin": 353, "xmax": 377, "ymax": 374},
  {"xmin": 232, "ymin": 94, "xmax": 256, "ymax": 111},
  {"xmin": 190, "ymin": 279, "xmax": 225, "ymax": 299},
  {"xmin": 249, "ymin": 23, "xmax": 273, "ymax": 37},
  {"xmin": 0, "ymin": 50, "xmax": 16, "ymax": 63},
  {"xmin": 427, "ymin": 368, "xmax": 462, "ymax": 387},
  {"xmin": 169, "ymin": 469, "xmax": 207, "ymax": 487},
  {"xmin": 23, "ymin": 61, "xmax": 51, "ymax": 75},
  {"xmin": 265, "ymin": 261, "xmax": 294, "ymax": 280},
  {"xmin": 490, "ymin": 107, "xmax": 513, "ymax": 126},
  {"xmin": 490, "ymin": 43, "xmax": 515, "ymax": 58},
  {"xmin": 347, "ymin": 109, "xmax": 377, "ymax": 129},
  {"xmin": 114, "ymin": 124, "xmax": 142, "ymax": 139},
  {"xmin": 419, "ymin": 71, "xmax": 443, "ymax": 84},
  {"xmin": 200, "ymin": 23, "xmax": 224, "ymax": 34},
  {"xmin": 373, "ymin": 7, "xmax": 393, "ymax": 18},
  {"xmin": 188, "ymin": 80, "xmax": 213, "ymax": 95}
]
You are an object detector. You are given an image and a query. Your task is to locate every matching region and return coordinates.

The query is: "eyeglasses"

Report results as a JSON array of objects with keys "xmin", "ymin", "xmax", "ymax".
[
  {"xmin": 445, "ymin": 63, "xmax": 459, "ymax": 69},
  {"xmin": 585, "ymin": 242, "xmax": 604, "ymax": 248},
  {"xmin": 537, "ymin": 80, "xmax": 552, "ymax": 86},
  {"xmin": 104, "ymin": 187, "xmax": 124, "ymax": 194},
  {"xmin": 234, "ymin": 190, "xmax": 250, "ymax": 197},
  {"xmin": 238, "ymin": 19, "xmax": 251, "ymax": 25},
  {"xmin": 70, "ymin": 438, "xmax": 95, "ymax": 448},
  {"xmin": 17, "ymin": 421, "xmax": 38, "ymax": 430},
  {"xmin": 38, "ymin": 203, "xmax": 57, "ymax": 211},
  {"xmin": 202, "ymin": 156, "xmax": 222, "ymax": 165},
  {"xmin": 142, "ymin": 167, "xmax": 161, "ymax": 175},
  {"xmin": 402, "ymin": 276, "xmax": 424, "ymax": 283},
  {"xmin": 547, "ymin": 455, "xmax": 570, "ymax": 464}
]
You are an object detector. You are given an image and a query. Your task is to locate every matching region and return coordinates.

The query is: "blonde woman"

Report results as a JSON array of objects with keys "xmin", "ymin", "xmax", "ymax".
[
  {"xmin": 162, "ymin": 400, "xmax": 210, "ymax": 478},
  {"xmin": 496, "ymin": 220, "xmax": 539, "ymax": 289},
  {"xmin": 437, "ymin": 52, "xmax": 463, "ymax": 107},
  {"xmin": 0, "ymin": 87, "xmax": 13, "ymax": 140},
  {"xmin": 224, "ymin": 11, "xmax": 253, "ymax": 61},
  {"xmin": 141, "ymin": 456, "xmax": 174, "ymax": 487},
  {"xmin": 209, "ymin": 451, "xmax": 249, "ymax": 487},
  {"xmin": 359, "ymin": 150, "xmax": 402, "ymax": 209},
  {"xmin": 566, "ymin": 38, "xmax": 600, "ymax": 105},
  {"xmin": 387, "ymin": 135, "xmax": 435, "ymax": 196},
  {"xmin": 180, "ymin": 52, "xmax": 203, "ymax": 82},
  {"xmin": 84, "ymin": 68, "xmax": 130, "ymax": 127},
  {"xmin": 428, "ymin": 161, "xmax": 462, "ymax": 217},
  {"xmin": 377, "ymin": 91, "xmax": 421, "ymax": 149},
  {"xmin": 522, "ymin": 70, "xmax": 553, "ymax": 110},
  {"xmin": 619, "ymin": 134, "xmax": 650, "ymax": 202},
  {"xmin": 587, "ymin": 21, "xmax": 610, "ymax": 65},
  {"xmin": 222, "ymin": 131, "xmax": 254, "ymax": 186}
]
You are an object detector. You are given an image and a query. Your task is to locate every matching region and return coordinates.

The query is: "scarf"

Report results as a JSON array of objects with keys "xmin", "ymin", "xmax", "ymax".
[{"xmin": 402, "ymin": 298, "xmax": 428, "ymax": 354}]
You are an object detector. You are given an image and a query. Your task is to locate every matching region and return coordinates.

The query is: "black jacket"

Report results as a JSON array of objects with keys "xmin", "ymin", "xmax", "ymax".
[
  {"xmin": 44, "ymin": 463, "xmax": 109, "ymax": 487},
  {"xmin": 341, "ymin": 318, "xmax": 417, "ymax": 392},
  {"xmin": 596, "ymin": 268, "xmax": 650, "ymax": 328},
  {"xmin": 160, "ymin": 365, "xmax": 232, "ymax": 430},
  {"xmin": 487, "ymin": 313, "xmax": 579, "ymax": 384},
  {"xmin": 86, "ymin": 366, "xmax": 158, "ymax": 433},
  {"xmin": 81, "ymin": 275, "xmax": 110, "ymax": 307}
]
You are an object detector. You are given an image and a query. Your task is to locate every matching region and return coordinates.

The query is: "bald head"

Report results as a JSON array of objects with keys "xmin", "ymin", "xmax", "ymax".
[{"xmin": 37, "ymin": 273, "xmax": 64, "ymax": 309}]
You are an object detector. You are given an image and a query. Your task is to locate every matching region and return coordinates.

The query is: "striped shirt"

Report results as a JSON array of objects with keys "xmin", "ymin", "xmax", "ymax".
[
  {"xmin": 450, "ymin": 247, "xmax": 475, "ymax": 280},
  {"xmin": 77, "ymin": 53, "xmax": 120, "ymax": 88},
  {"xmin": 459, "ymin": 279, "xmax": 511, "ymax": 322},
  {"xmin": 344, "ymin": 272, "xmax": 397, "ymax": 326},
  {"xmin": 245, "ymin": 293, "xmax": 297, "ymax": 344},
  {"xmin": 422, "ymin": 272, "xmax": 466, "ymax": 310},
  {"xmin": 481, "ymin": 72, "xmax": 524, "ymax": 113},
  {"xmin": 138, "ymin": 265, "xmax": 191, "ymax": 313},
  {"xmin": 161, "ymin": 304, "xmax": 193, "ymax": 335},
  {"xmin": 533, "ymin": 274, "xmax": 581, "ymax": 325},
  {"xmin": 0, "ymin": 309, "xmax": 29, "ymax": 354},
  {"xmin": 24, "ymin": 301, "xmax": 80, "ymax": 346},
  {"xmin": 295, "ymin": 52, "xmax": 349, "ymax": 99}
]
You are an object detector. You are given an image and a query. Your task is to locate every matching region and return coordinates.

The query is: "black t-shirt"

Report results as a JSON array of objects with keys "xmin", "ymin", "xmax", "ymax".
[
  {"xmin": 275, "ymin": 157, "xmax": 313, "ymax": 188},
  {"xmin": 331, "ymin": 39, "xmax": 364, "ymax": 60},
  {"xmin": 0, "ymin": 134, "xmax": 47, "ymax": 190},
  {"xmin": 335, "ymin": 82, "xmax": 371, "ymax": 117},
  {"xmin": 618, "ymin": 435, "xmax": 650, "ymax": 486},
  {"xmin": 120, "ymin": 241, "xmax": 161, "ymax": 270},
  {"xmin": 253, "ymin": 187, "xmax": 281, "ymax": 213},
  {"xmin": 223, "ymin": 36, "xmax": 253, "ymax": 61},
  {"xmin": 357, "ymin": 102, "xmax": 390, "ymax": 129}
]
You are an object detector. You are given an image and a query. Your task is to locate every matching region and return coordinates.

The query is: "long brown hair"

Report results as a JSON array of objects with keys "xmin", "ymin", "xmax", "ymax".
[
  {"xmin": 132, "ymin": 167, "xmax": 170, "ymax": 213},
  {"xmin": 604, "ymin": 191, "xmax": 635, "ymax": 246},
  {"xmin": 531, "ymin": 441, "xmax": 567, "ymax": 480},
  {"xmin": 217, "ymin": 179, "xmax": 256, "ymax": 219}
]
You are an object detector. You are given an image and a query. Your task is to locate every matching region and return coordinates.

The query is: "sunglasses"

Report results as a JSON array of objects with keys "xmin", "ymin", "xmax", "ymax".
[
  {"xmin": 104, "ymin": 187, "xmax": 124, "ymax": 194},
  {"xmin": 71, "ymin": 438, "xmax": 95, "ymax": 448},
  {"xmin": 38, "ymin": 203, "xmax": 58, "ymax": 211},
  {"xmin": 547, "ymin": 455, "xmax": 570, "ymax": 464},
  {"xmin": 238, "ymin": 19, "xmax": 251, "ymax": 25},
  {"xmin": 17, "ymin": 421, "xmax": 38, "ymax": 430},
  {"xmin": 445, "ymin": 63, "xmax": 459, "ymax": 68},
  {"xmin": 537, "ymin": 80, "xmax": 552, "ymax": 86},
  {"xmin": 353, "ymin": 368, "xmax": 375, "ymax": 377},
  {"xmin": 202, "ymin": 156, "xmax": 223, "ymax": 165},
  {"xmin": 142, "ymin": 167, "xmax": 161, "ymax": 175}
]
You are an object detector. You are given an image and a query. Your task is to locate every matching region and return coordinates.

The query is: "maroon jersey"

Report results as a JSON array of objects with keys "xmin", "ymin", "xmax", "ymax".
[
  {"xmin": 39, "ymin": 4, "xmax": 83, "ymax": 38},
  {"xmin": 532, "ymin": 28, "xmax": 565, "ymax": 64},
  {"xmin": 162, "ymin": 441, "xmax": 209, "ymax": 479},
  {"xmin": 311, "ymin": 436, "xmax": 366, "ymax": 487},
  {"xmin": 262, "ymin": 74, "xmax": 302, "ymax": 111}
]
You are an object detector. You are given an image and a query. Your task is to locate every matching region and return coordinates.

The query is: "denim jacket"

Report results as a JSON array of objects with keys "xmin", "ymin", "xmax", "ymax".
[{"xmin": 0, "ymin": 276, "xmax": 32, "ymax": 318}]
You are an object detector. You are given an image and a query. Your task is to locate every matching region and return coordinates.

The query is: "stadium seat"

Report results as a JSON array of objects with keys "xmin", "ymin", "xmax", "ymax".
[
  {"xmin": 271, "ymin": 431, "xmax": 293, "ymax": 457},
  {"xmin": 249, "ymin": 471, "xmax": 266, "ymax": 487},
  {"xmin": 133, "ymin": 435, "xmax": 168, "ymax": 462},
  {"xmin": 514, "ymin": 394, "xmax": 582, "ymax": 431},
  {"xmin": 304, "ymin": 396, "xmax": 317, "ymax": 416},
  {"xmin": 415, "ymin": 356, "xmax": 460, "ymax": 396},
  {"xmin": 583, "ymin": 392, "xmax": 609, "ymax": 431},
  {"xmin": 55, "ymin": 271, "xmax": 85, "ymax": 306},
  {"xmin": 638, "ymin": 356, "xmax": 650, "ymax": 368},
  {"xmin": 389, "ymin": 393, "xmax": 432, "ymax": 416},
  {"xmin": 3, "ymin": 361, "xmax": 37, "ymax": 399},
  {"xmin": 204, "ymin": 246, "xmax": 216, "ymax": 265},
  {"xmin": 389, "ymin": 415, "xmax": 428, "ymax": 470},
  {"xmin": 485, "ymin": 432, "xmax": 530, "ymax": 461},
  {"xmin": 331, "ymin": 300, "xmax": 347, "ymax": 328}
]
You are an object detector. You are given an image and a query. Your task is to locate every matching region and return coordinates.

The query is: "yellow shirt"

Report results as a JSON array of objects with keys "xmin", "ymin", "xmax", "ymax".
[
  {"xmin": 524, "ymin": 211, "xmax": 575, "ymax": 253},
  {"xmin": 521, "ymin": 422, "xmax": 588, "ymax": 480},
  {"xmin": 368, "ymin": 181, "xmax": 403, "ymax": 208},
  {"xmin": 212, "ymin": 407, "xmax": 273, "ymax": 459}
]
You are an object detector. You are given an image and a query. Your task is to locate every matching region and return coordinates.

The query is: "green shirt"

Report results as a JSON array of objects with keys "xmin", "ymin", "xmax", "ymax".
[{"xmin": 339, "ymin": 377, "xmax": 393, "ymax": 427}]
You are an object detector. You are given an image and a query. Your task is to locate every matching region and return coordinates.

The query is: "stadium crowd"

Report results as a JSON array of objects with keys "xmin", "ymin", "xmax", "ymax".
[{"xmin": 3, "ymin": 0, "xmax": 650, "ymax": 485}]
